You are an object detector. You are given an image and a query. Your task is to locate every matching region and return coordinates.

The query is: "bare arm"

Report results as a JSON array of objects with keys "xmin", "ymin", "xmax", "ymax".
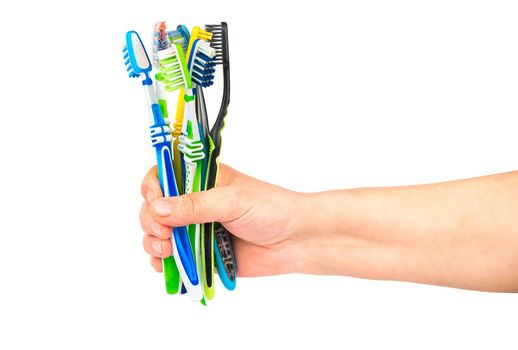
[
  {"xmin": 140, "ymin": 166, "xmax": 518, "ymax": 292},
  {"xmin": 300, "ymin": 171, "xmax": 518, "ymax": 291}
]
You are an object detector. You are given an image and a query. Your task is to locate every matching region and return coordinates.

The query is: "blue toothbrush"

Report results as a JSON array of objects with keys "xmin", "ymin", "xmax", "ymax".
[{"xmin": 123, "ymin": 30, "xmax": 202, "ymax": 300}]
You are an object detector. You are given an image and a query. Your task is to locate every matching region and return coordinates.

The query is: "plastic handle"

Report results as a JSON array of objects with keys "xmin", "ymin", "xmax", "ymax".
[
  {"xmin": 152, "ymin": 103, "xmax": 200, "ymax": 289},
  {"xmin": 213, "ymin": 222, "xmax": 236, "ymax": 290},
  {"xmin": 173, "ymin": 225, "xmax": 199, "ymax": 285},
  {"xmin": 156, "ymin": 144, "xmax": 199, "ymax": 285}
]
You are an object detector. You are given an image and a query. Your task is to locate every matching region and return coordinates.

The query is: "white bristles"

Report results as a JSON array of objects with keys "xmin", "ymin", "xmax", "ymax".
[
  {"xmin": 157, "ymin": 47, "xmax": 175, "ymax": 60},
  {"xmin": 156, "ymin": 46, "xmax": 188, "ymax": 92},
  {"xmin": 197, "ymin": 41, "xmax": 216, "ymax": 57}
]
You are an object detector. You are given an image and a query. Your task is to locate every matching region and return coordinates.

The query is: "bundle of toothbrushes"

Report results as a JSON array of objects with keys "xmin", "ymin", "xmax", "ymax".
[{"xmin": 123, "ymin": 22, "xmax": 236, "ymax": 303}]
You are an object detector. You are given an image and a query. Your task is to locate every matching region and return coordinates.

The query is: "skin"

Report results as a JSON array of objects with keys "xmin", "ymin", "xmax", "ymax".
[{"xmin": 140, "ymin": 164, "xmax": 518, "ymax": 292}]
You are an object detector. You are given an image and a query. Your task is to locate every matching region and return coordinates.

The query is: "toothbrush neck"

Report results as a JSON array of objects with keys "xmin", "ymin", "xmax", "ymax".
[
  {"xmin": 142, "ymin": 77, "xmax": 161, "ymax": 126},
  {"xmin": 141, "ymin": 72, "xmax": 153, "ymax": 86},
  {"xmin": 184, "ymin": 88, "xmax": 195, "ymax": 101},
  {"xmin": 144, "ymin": 83, "xmax": 157, "ymax": 105}
]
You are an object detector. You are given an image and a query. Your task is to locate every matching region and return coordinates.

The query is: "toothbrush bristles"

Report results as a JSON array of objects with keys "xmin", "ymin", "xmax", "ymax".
[
  {"xmin": 157, "ymin": 46, "xmax": 188, "ymax": 92},
  {"xmin": 205, "ymin": 24, "xmax": 224, "ymax": 65},
  {"xmin": 123, "ymin": 46, "xmax": 139, "ymax": 78},
  {"xmin": 190, "ymin": 40, "xmax": 216, "ymax": 87},
  {"xmin": 167, "ymin": 30, "xmax": 188, "ymax": 52}
]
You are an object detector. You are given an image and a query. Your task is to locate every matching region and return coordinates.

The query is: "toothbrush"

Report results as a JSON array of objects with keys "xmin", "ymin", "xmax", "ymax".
[
  {"xmin": 168, "ymin": 25, "xmax": 190, "ymax": 53},
  {"xmin": 178, "ymin": 39, "xmax": 216, "ymax": 301},
  {"xmin": 156, "ymin": 42, "xmax": 209, "ymax": 301},
  {"xmin": 203, "ymin": 22, "xmax": 237, "ymax": 291},
  {"xmin": 170, "ymin": 27, "xmax": 213, "ymax": 200},
  {"xmin": 152, "ymin": 22, "xmax": 171, "ymax": 143},
  {"xmin": 186, "ymin": 39, "xmax": 217, "ymax": 300},
  {"xmin": 165, "ymin": 26, "xmax": 214, "ymax": 300},
  {"xmin": 153, "ymin": 22, "xmax": 190, "ymax": 194},
  {"xmin": 175, "ymin": 55, "xmax": 205, "ymax": 303},
  {"xmin": 159, "ymin": 23, "xmax": 192, "ymax": 296},
  {"xmin": 123, "ymin": 30, "xmax": 202, "ymax": 301},
  {"xmin": 151, "ymin": 22, "xmax": 185, "ymax": 294}
]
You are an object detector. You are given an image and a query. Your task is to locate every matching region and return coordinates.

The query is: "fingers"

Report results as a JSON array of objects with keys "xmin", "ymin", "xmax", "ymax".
[
  {"xmin": 140, "ymin": 202, "xmax": 172, "ymax": 239},
  {"xmin": 140, "ymin": 200, "xmax": 171, "ymax": 273},
  {"xmin": 150, "ymin": 257, "xmax": 163, "ymax": 272},
  {"xmin": 141, "ymin": 203, "xmax": 172, "ymax": 257},
  {"xmin": 141, "ymin": 165, "xmax": 163, "ymax": 203},
  {"xmin": 149, "ymin": 186, "xmax": 241, "ymax": 227},
  {"xmin": 141, "ymin": 163, "xmax": 243, "ymax": 274},
  {"xmin": 143, "ymin": 233, "xmax": 172, "ymax": 258}
]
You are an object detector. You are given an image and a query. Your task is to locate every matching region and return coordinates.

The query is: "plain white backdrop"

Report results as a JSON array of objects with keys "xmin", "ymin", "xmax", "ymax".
[{"xmin": 0, "ymin": 0, "xmax": 517, "ymax": 349}]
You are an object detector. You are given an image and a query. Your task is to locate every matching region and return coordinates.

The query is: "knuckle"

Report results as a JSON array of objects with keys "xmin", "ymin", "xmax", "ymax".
[
  {"xmin": 151, "ymin": 257, "xmax": 162, "ymax": 272},
  {"xmin": 142, "ymin": 235, "xmax": 148, "ymax": 251},
  {"xmin": 159, "ymin": 225, "xmax": 171, "ymax": 239},
  {"xmin": 162, "ymin": 241, "xmax": 172, "ymax": 257},
  {"xmin": 179, "ymin": 193, "xmax": 196, "ymax": 217},
  {"xmin": 139, "ymin": 202, "xmax": 149, "ymax": 231},
  {"xmin": 140, "ymin": 177, "xmax": 150, "ymax": 200},
  {"xmin": 141, "ymin": 165, "xmax": 159, "ymax": 199}
]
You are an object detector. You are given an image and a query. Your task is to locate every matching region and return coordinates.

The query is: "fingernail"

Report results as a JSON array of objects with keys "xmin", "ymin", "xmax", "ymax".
[
  {"xmin": 146, "ymin": 191, "xmax": 154, "ymax": 204},
  {"xmin": 152, "ymin": 200, "xmax": 172, "ymax": 216},
  {"xmin": 152, "ymin": 241, "xmax": 162, "ymax": 255},
  {"xmin": 150, "ymin": 221, "xmax": 161, "ymax": 237}
]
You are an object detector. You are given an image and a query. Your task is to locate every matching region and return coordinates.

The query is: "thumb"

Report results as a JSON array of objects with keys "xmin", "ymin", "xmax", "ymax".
[{"xmin": 150, "ymin": 187, "xmax": 239, "ymax": 227}]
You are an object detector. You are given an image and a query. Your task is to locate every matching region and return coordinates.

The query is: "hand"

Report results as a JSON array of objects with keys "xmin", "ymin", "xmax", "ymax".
[{"xmin": 140, "ymin": 164, "xmax": 308, "ymax": 277}]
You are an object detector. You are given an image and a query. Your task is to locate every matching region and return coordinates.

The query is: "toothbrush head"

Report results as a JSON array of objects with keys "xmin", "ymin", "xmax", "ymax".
[
  {"xmin": 188, "ymin": 39, "xmax": 216, "ymax": 88},
  {"xmin": 152, "ymin": 22, "xmax": 169, "ymax": 65},
  {"xmin": 123, "ymin": 30, "xmax": 152, "ymax": 80},
  {"xmin": 204, "ymin": 22, "xmax": 230, "ymax": 138},
  {"xmin": 166, "ymin": 30, "xmax": 186, "ymax": 51},
  {"xmin": 167, "ymin": 24, "xmax": 190, "ymax": 53},
  {"xmin": 185, "ymin": 27, "xmax": 213, "ymax": 60},
  {"xmin": 156, "ymin": 43, "xmax": 192, "ymax": 92},
  {"xmin": 177, "ymin": 25, "xmax": 190, "ymax": 50},
  {"xmin": 205, "ymin": 22, "xmax": 229, "ymax": 68}
]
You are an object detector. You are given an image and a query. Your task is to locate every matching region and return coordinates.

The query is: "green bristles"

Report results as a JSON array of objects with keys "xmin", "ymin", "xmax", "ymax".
[{"xmin": 156, "ymin": 43, "xmax": 192, "ymax": 92}]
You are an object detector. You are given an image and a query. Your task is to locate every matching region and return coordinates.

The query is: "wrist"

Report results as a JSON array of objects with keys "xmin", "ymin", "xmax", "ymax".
[
  {"xmin": 288, "ymin": 191, "xmax": 358, "ymax": 275},
  {"xmin": 291, "ymin": 189, "xmax": 409, "ymax": 278}
]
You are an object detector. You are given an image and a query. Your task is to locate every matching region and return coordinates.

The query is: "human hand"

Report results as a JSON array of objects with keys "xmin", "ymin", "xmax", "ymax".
[{"xmin": 140, "ymin": 164, "xmax": 309, "ymax": 277}]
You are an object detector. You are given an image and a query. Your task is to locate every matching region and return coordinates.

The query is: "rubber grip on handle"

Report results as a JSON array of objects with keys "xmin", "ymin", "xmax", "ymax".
[{"xmin": 173, "ymin": 225, "xmax": 199, "ymax": 285}]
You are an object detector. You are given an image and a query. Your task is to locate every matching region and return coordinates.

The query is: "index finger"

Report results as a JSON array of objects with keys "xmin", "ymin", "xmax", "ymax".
[{"xmin": 141, "ymin": 165, "xmax": 163, "ymax": 203}]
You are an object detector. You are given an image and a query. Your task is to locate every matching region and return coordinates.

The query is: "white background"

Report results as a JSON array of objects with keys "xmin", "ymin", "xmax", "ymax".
[{"xmin": 0, "ymin": 0, "xmax": 517, "ymax": 349}]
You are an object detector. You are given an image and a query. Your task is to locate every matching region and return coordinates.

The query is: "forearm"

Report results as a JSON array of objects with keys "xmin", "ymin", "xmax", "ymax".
[{"xmin": 298, "ymin": 171, "xmax": 518, "ymax": 292}]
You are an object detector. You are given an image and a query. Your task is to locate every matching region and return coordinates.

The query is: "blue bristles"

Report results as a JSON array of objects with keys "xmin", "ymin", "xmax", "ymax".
[
  {"xmin": 189, "ymin": 40, "xmax": 216, "ymax": 87},
  {"xmin": 191, "ymin": 60, "xmax": 215, "ymax": 87},
  {"xmin": 123, "ymin": 46, "xmax": 139, "ymax": 78}
]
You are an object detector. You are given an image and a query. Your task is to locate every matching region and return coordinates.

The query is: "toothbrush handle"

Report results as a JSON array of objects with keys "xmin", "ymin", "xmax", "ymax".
[
  {"xmin": 172, "ymin": 89, "xmax": 186, "ymax": 194},
  {"xmin": 155, "ymin": 141, "xmax": 199, "ymax": 287},
  {"xmin": 206, "ymin": 221, "xmax": 236, "ymax": 289},
  {"xmin": 205, "ymin": 136, "xmax": 237, "ymax": 290},
  {"xmin": 151, "ymin": 105, "xmax": 199, "ymax": 289},
  {"xmin": 201, "ymin": 87, "xmax": 236, "ymax": 290}
]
